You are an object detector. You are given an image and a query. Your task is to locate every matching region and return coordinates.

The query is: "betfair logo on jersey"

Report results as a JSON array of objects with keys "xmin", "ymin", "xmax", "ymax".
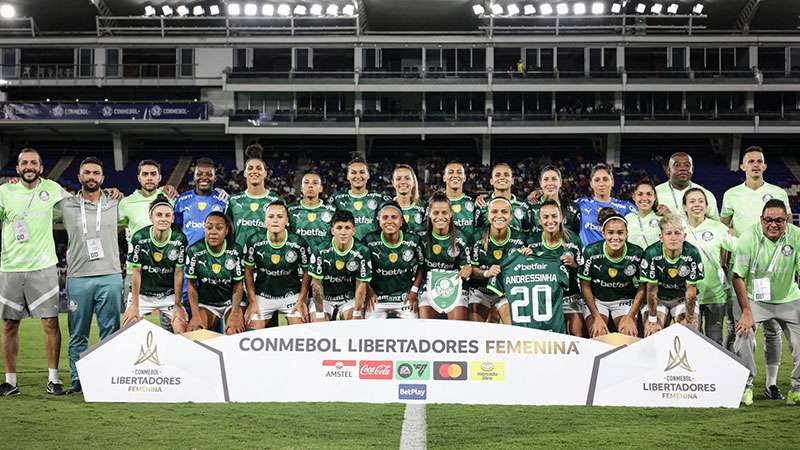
[
  {"xmin": 608, "ymin": 268, "xmax": 618, "ymax": 278},
  {"xmin": 389, "ymin": 253, "xmax": 398, "ymax": 263},
  {"xmin": 668, "ymin": 268, "xmax": 679, "ymax": 278},
  {"xmin": 198, "ymin": 202, "xmax": 207, "ymax": 211},
  {"xmin": 271, "ymin": 254, "xmax": 281, "ymax": 265},
  {"xmin": 395, "ymin": 361, "xmax": 430, "ymax": 380},
  {"xmin": 249, "ymin": 202, "xmax": 259, "ymax": 212},
  {"xmin": 212, "ymin": 263, "xmax": 221, "ymax": 274},
  {"xmin": 664, "ymin": 336, "xmax": 694, "ymax": 372},
  {"xmin": 153, "ymin": 252, "xmax": 163, "ymax": 262},
  {"xmin": 353, "ymin": 201, "xmax": 363, "ymax": 210},
  {"xmin": 433, "ymin": 361, "xmax": 468, "ymax": 380},
  {"xmin": 432, "ymin": 244, "xmax": 442, "ymax": 255},
  {"xmin": 307, "ymin": 213, "xmax": 317, "ymax": 222},
  {"xmin": 469, "ymin": 361, "xmax": 505, "ymax": 382},
  {"xmin": 335, "ymin": 260, "xmax": 345, "ymax": 270},
  {"xmin": 451, "ymin": 204, "xmax": 462, "ymax": 214},
  {"xmin": 493, "ymin": 250, "xmax": 503, "ymax": 260}
]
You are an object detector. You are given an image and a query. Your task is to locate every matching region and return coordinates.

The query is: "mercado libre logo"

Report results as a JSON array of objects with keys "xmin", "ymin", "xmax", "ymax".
[
  {"xmin": 322, "ymin": 360, "xmax": 356, "ymax": 379},
  {"xmin": 110, "ymin": 330, "xmax": 181, "ymax": 393},
  {"xmin": 469, "ymin": 362, "xmax": 505, "ymax": 382},
  {"xmin": 359, "ymin": 360, "xmax": 393, "ymax": 380},
  {"xmin": 433, "ymin": 361, "xmax": 468, "ymax": 380}
]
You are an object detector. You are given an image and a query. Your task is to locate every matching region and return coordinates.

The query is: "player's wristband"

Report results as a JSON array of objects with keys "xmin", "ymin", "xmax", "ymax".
[
  {"xmin": 314, "ymin": 312, "xmax": 326, "ymax": 320},
  {"xmin": 410, "ymin": 286, "xmax": 419, "ymax": 294},
  {"xmin": 352, "ymin": 310, "xmax": 362, "ymax": 318},
  {"xmin": 647, "ymin": 314, "xmax": 658, "ymax": 323}
]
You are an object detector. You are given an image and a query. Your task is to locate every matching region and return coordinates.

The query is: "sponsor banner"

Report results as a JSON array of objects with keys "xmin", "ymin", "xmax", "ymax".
[
  {"xmin": 589, "ymin": 324, "xmax": 749, "ymax": 408},
  {"xmin": 1, "ymin": 102, "xmax": 208, "ymax": 121},
  {"xmin": 207, "ymin": 319, "xmax": 613, "ymax": 405},
  {"xmin": 76, "ymin": 320, "xmax": 227, "ymax": 403}
]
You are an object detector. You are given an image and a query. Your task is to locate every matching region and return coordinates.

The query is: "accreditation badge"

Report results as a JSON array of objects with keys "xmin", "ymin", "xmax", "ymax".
[
  {"xmin": 426, "ymin": 270, "xmax": 462, "ymax": 314},
  {"xmin": 12, "ymin": 218, "xmax": 29, "ymax": 242},
  {"xmin": 753, "ymin": 277, "xmax": 771, "ymax": 302}
]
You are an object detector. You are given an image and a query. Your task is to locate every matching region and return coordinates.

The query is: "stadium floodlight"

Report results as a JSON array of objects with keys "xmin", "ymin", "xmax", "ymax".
[
  {"xmin": 326, "ymin": 4, "xmax": 339, "ymax": 15},
  {"xmin": 144, "ymin": 5, "xmax": 157, "ymax": 16},
  {"xmin": 523, "ymin": 4, "xmax": 536, "ymax": 14},
  {"xmin": 176, "ymin": 5, "xmax": 190, "ymax": 16},
  {"xmin": 692, "ymin": 3, "xmax": 704, "ymax": 14},
  {"xmin": 472, "ymin": 4, "xmax": 485, "ymax": 15},
  {"xmin": 193, "ymin": 5, "xmax": 205, "ymax": 15},
  {"xmin": 610, "ymin": 2, "xmax": 622, "ymax": 13},
  {"xmin": 591, "ymin": 2, "xmax": 604, "ymax": 14},
  {"xmin": 262, "ymin": 4, "xmax": 275, "ymax": 15},
  {"xmin": 490, "ymin": 3, "xmax": 503, "ymax": 15},
  {"xmin": 635, "ymin": 2, "xmax": 645, "ymax": 13},
  {"xmin": 573, "ymin": 2, "xmax": 586, "ymax": 14},
  {"xmin": 227, "ymin": 3, "xmax": 241, "ymax": 15},
  {"xmin": 294, "ymin": 5, "xmax": 307, "ymax": 15},
  {"xmin": 161, "ymin": 5, "xmax": 174, "ymax": 15},
  {"xmin": 555, "ymin": 3, "xmax": 568, "ymax": 15},
  {"xmin": 342, "ymin": 4, "xmax": 355, "ymax": 15},
  {"xmin": 209, "ymin": 4, "xmax": 221, "ymax": 15},
  {"xmin": 507, "ymin": 4, "xmax": 520, "ymax": 15},
  {"xmin": 243, "ymin": 3, "xmax": 257, "ymax": 15},
  {"xmin": 667, "ymin": 3, "xmax": 678, "ymax": 13},
  {"xmin": 539, "ymin": 3, "xmax": 553, "ymax": 15},
  {"xmin": 651, "ymin": 3, "xmax": 663, "ymax": 13},
  {"xmin": 277, "ymin": 4, "xmax": 291, "ymax": 16},
  {"xmin": 310, "ymin": 4, "xmax": 323, "ymax": 15},
  {"xmin": 0, "ymin": 4, "xmax": 15, "ymax": 18}
]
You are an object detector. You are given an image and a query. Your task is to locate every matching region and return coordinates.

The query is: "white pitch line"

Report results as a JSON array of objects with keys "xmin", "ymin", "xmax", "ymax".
[{"xmin": 399, "ymin": 403, "xmax": 427, "ymax": 450}]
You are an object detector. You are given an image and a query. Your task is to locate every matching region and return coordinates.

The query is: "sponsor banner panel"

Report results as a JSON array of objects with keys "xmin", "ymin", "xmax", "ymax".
[
  {"xmin": 1, "ymin": 102, "xmax": 208, "ymax": 120},
  {"xmin": 77, "ymin": 320, "xmax": 227, "ymax": 403},
  {"xmin": 589, "ymin": 325, "xmax": 749, "ymax": 408},
  {"xmin": 207, "ymin": 319, "xmax": 612, "ymax": 405}
]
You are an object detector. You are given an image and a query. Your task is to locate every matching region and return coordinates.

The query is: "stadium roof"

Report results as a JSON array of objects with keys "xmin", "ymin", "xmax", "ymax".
[{"xmin": 5, "ymin": 0, "xmax": 800, "ymax": 34}]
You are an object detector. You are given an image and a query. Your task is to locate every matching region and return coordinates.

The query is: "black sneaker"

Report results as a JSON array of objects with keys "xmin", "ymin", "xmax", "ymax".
[
  {"xmin": 47, "ymin": 381, "xmax": 66, "ymax": 396},
  {"xmin": 66, "ymin": 381, "xmax": 82, "ymax": 395},
  {"xmin": 764, "ymin": 384, "xmax": 785, "ymax": 400},
  {"xmin": 0, "ymin": 382, "xmax": 19, "ymax": 397}
]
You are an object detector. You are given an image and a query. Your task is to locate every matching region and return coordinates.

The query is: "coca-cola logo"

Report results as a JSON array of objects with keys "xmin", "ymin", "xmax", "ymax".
[{"xmin": 359, "ymin": 360, "xmax": 393, "ymax": 380}]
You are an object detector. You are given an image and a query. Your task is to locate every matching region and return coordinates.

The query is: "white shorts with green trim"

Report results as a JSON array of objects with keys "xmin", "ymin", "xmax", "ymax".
[
  {"xmin": 251, "ymin": 293, "xmax": 302, "ymax": 321},
  {"xmin": 418, "ymin": 290, "xmax": 469, "ymax": 309},
  {"xmin": 309, "ymin": 299, "xmax": 355, "ymax": 319},
  {"xmin": 199, "ymin": 301, "xmax": 247, "ymax": 319},
  {"xmin": 640, "ymin": 297, "xmax": 687, "ymax": 318},
  {"xmin": 562, "ymin": 294, "xmax": 585, "ymax": 315},
  {"xmin": 467, "ymin": 289, "xmax": 503, "ymax": 309},
  {"xmin": 367, "ymin": 301, "xmax": 418, "ymax": 319},
  {"xmin": 584, "ymin": 298, "xmax": 633, "ymax": 319},
  {"xmin": 127, "ymin": 293, "xmax": 176, "ymax": 319}
]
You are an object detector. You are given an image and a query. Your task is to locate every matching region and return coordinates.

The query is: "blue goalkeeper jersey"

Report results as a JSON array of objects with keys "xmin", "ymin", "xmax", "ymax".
[
  {"xmin": 575, "ymin": 196, "xmax": 636, "ymax": 246},
  {"xmin": 174, "ymin": 189, "xmax": 228, "ymax": 246}
]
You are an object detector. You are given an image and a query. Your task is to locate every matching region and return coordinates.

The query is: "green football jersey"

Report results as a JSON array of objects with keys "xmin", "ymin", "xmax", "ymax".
[
  {"xmin": 685, "ymin": 219, "xmax": 736, "ymax": 305},
  {"xmin": 578, "ymin": 241, "xmax": 645, "ymax": 302},
  {"xmin": 288, "ymin": 200, "xmax": 336, "ymax": 253},
  {"xmin": 470, "ymin": 228, "xmax": 529, "ymax": 268},
  {"xmin": 625, "ymin": 210, "xmax": 662, "ymax": 251},
  {"xmin": 487, "ymin": 250, "xmax": 570, "ymax": 333},
  {"xmin": 185, "ymin": 240, "xmax": 244, "ymax": 307},
  {"xmin": 364, "ymin": 231, "xmax": 424, "ymax": 303},
  {"xmin": 227, "ymin": 190, "xmax": 283, "ymax": 250},
  {"xmin": 243, "ymin": 230, "xmax": 308, "ymax": 298},
  {"xmin": 127, "ymin": 226, "xmax": 187, "ymax": 297},
  {"xmin": 309, "ymin": 238, "xmax": 372, "ymax": 303},
  {"xmin": 118, "ymin": 188, "xmax": 173, "ymax": 275},
  {"xmin": 0, "ymin": 179, "xmax": 68, "ymax": 272},
  {"xmin": 529, "ymin": 199, "xmax": 581, "ymax": 234},
  {"xmin": 399, "ymin": 200, "xmax": 427, "ymax": 235},
  {"xmin": 640, "ymin": 241, "xmax": 704, "ymax": 300},
  {"xmin": 529, "ymin": 231, "xmax": 583, "ymax": 298},
  {"xmin": 733, "ymin": 223, "xmax": 800, "ymax": 304},
  {"xmin": 447, "ymin": 194, "xmax": 476, "ymax": 235},
  {"xmin": 327, "ymin": 190, "xmax": 392, "ymax": 240},
  {"xmin": 474, "ymin": 194, "xmax": 533, "ymax": 233}
]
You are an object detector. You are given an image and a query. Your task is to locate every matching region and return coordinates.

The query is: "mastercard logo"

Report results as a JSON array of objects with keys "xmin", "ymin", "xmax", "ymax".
[{"xmin": 433, "ymin": 361, "xmax": 468, "ymax": 381}]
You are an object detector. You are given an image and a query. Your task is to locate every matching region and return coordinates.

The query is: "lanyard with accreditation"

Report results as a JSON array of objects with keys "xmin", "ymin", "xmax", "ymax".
[
  {"xmin": 80, "ymin": 195, "xmax": 105, "ymax": 261},
  {"xmin": 749, "ymin": 234, "xmax": 786, "ymax": 302},
  {"xmin": 686, "ymin": 225, "xmax": 728, "ymax": 287},
  {"xmin": 12, "ymin": 185, "xmax": 42, "ymax": 242}
]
